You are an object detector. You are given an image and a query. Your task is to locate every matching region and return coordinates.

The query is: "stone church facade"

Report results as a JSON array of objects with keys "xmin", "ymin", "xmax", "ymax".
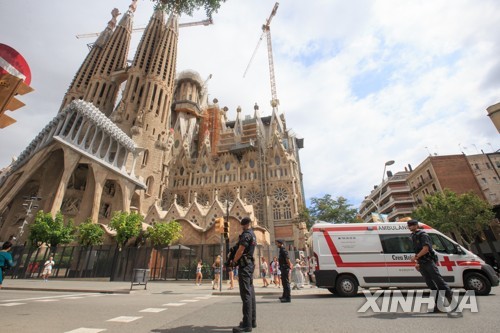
[{"xmin": 0, "ymin": 1, "xmax": 306, "ymax": 250}]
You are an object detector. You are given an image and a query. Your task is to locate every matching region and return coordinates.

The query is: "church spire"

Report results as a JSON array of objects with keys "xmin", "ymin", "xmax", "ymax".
[
  {"xmin": 83, "ymin": 2, "xmax": 135, "ymax": 116},
  {"xmin": 59, "ymin": 8, "xmax": 120, "ymax": 112}
]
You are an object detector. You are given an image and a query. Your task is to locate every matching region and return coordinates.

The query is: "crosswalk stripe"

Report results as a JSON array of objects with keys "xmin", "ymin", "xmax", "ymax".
[
  {"xmin": 139, "ymin": 308, "xmax": 167, "ymax": 313},
  {"xmin": 162, "ymin": 302, "xmax": 186, "ymax": 306},
  {"xmin": 64, "ymin": 328, "xmax": 106, "ymax": 333},
  {"xmin": 107, "ymin": 316, "xmax": 142, "ymax": 323}
]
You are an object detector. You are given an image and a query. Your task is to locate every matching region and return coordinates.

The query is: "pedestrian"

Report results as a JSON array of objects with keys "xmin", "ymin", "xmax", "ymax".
[
  {"xmin": 0, "ymin": 241, "xmax": 14, "ymax": 290},
  {"xmin": 212, "ymin": 255, "xmax": 221, "ymax": 290},
  {"xmin": 42, "ymin": 255, "xmax": 55, "ymax": 282},
  {"xmin": 271, "ymin": 257, "xmax": 281, "ymax": 287},
  {"xmin": 408, "ymin": 219, "xmax": 460, "ymax": 316},
  {"xmin": 308, "ymin": 256, "xmax": 316, "ymax": 286},
  {"xmin": 195, "ymin": 259, "xmax": 203, "ymax": 286},
  {"xmin": 276, "ymin": 239, "xmax": 292, "ymax": 303},
  {"xmin": 226, "ymin": 245, "xmax": 238, "ymax": 290},
  {"xmin": 260, "ymin": 257, "xmax": 269, "ymax": 287},
  {"xmin": 231, "ymin": 216, "xmax": 256, "ymax": 333},
  {"xmin": 292, "ymin": 259, "xmax": 304, "ymax": 290}
]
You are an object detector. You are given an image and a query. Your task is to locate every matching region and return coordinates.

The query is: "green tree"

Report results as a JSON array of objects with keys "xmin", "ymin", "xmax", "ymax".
[
  {"xmin": 109, "ymin": 211, "xmax": 143, "ymax": 250},
  {"xmin": 299, "ymin": 207, "xmax": 313, "ymax": 230},
  {"xmin": 28, "ymin": 211, "xmax": 75, "ymax": 249},
  {"xmin": 146, "ymin": 220, "xmax": 183, "ymax": 248},
  {"xmin": 77, "ymin": 218, "xmax": 105, "ymax": 247},
  {"xmin": 152, "ymin": 0, "xmax": 227, "ymax": 18},
  {"xmin": 412, "ymin": 189, "xmax": 494, "ymax": 248},
  {"xmin": 308, "ymin": 194, "xmax": 358, "ymax": 224}
]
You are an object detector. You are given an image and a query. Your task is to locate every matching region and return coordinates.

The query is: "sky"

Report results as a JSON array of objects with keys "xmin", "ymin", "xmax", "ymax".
[{"xmin": 1, "ymin": 0, "xmax": 499, "ymax": 210}]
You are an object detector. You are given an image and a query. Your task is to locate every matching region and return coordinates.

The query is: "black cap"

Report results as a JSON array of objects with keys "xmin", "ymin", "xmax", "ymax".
[
  {"xmin": 240, "ymin": 217, "xmax": 251, "ymax": 225},
  {"xmin": 406, "ymin": 219, "xmax": 419, "ymax": 226},
  {"xmin": 276, "ymin": 239, "xmax": 284, "ymax": 244}
]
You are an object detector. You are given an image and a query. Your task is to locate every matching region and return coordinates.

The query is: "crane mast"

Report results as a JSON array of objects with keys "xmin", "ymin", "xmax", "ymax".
[{"xmin": 243, "ymin": 2, "xmax": 280, "ymax": 109}]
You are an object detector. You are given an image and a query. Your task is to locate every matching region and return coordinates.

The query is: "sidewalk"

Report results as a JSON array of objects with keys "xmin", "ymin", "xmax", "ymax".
[{"xmin": 1, "ymin": 277, "xmax": 326, "ymax": 296}]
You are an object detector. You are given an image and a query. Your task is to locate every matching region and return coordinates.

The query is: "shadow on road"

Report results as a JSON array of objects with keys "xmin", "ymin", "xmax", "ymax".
[
  {"xmin": 358, "ymin": 312, "xmax": 463, "ymax": 320},
  {"xmin": 152, "ymin": 325, "xmax": 236, "ymax": 332}
]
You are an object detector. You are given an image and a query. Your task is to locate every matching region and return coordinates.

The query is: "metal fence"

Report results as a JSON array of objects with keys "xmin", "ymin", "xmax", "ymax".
[{"xmin": 4, "ymin": 243, "xmax": 277, "ymax": 282}]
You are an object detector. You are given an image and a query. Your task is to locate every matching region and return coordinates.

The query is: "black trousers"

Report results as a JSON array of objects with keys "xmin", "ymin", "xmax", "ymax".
[
  {"xmin": 281, "ymin": 267, "xmax": 291, "ymax": 300},
  {"xmin": 419, "ymin": 260, "xmax": 453, "ymax": 301},
  {"xmin": 238, "ymin": 263, "xmax": 256, "ymax": 327}
]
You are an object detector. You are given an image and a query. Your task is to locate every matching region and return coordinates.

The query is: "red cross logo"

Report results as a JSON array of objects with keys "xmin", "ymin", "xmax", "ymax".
[{"xmin": 439, "ymin": 256, "xmax": 456, "ymax": 271}]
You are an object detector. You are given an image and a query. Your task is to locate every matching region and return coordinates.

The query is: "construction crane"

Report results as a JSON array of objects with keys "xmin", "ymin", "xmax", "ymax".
[
  {"xmin": 243, "ymin": 2, "xmax": 280, "ymax": 109},
  {"xmin": 76, "ymin": 18, "xmax": 213, "ymax": 39}
]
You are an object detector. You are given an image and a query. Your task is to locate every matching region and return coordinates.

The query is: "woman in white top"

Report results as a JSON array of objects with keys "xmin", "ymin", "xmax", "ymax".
[
  {"xmin": 260, "ymin": 257, "xmax": 269, "ymax": 287},
  {"xmin": 42, "ymin": 256, "xmax": 55, "ymax": 282},
  {"xmin": 195, "ymin": 260, "xmax": 203, "ymax": 286},
  {"xmin": 292, "ymin": 259, "xmax": 304, "ymax": 290}
]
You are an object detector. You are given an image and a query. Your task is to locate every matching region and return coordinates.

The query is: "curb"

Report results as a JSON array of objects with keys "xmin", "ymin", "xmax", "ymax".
[{"xmin": 2, "ymin": 287, "xmax": 131, "ymax": 294}]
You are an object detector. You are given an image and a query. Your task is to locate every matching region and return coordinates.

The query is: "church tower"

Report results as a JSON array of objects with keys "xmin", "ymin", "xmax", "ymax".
[
  {"xmin": 59, "ymin": 1, "xmax": 138, "ymax": 114},
  {"xmin": 110, "ymin": 7, "xmax": 179, "ymax": 211}
]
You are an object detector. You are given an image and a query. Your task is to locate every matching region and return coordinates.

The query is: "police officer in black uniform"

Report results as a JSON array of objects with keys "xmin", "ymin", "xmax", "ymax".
[
  {"xmin": 408, "ymin": 219, "xmax": 459, "ymax": 315},
  {"xmin": 232, "ymin": 217, "xmax": 257, "ymax": 333},
  {"xmin": 276, "ymin": 239, "xmax": 292, "ymax": 303}
]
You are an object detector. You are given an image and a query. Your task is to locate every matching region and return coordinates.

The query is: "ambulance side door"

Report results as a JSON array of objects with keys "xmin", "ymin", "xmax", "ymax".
[{"xmin": 380, "ymin": 233, "xmax": 423, "ymax": 286}]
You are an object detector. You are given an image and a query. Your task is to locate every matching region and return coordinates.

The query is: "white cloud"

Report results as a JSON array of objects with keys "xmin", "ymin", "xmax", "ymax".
[{"xmin": 1, "ymin": 0, "xmax": 499, "ymax": 210}]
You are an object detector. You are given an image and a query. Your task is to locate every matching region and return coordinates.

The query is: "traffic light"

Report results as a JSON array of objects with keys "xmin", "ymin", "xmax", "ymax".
[
  {"xmin": 214, "ymin": 217, "xmax": 224, "ymax": 234},
  {"xmin": 0, "ymin": 72, "xmax": 33, "ymax": 128},
  {"xmin": 223, "ymin": 220, "xmax": 230, "ymax": 240},
  {"xmin": 0, "ymin": 44, "xmax": 34, "ymax": 128}
]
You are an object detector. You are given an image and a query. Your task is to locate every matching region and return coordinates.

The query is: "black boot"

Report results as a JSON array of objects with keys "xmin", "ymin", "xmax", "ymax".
[
  {"xmin": 233, "ymin": 326, "xmax": 252, "ymax": 333},
  {"xmin": 239, "ymin": 321, "xmax": 257, "ymax": 328}
]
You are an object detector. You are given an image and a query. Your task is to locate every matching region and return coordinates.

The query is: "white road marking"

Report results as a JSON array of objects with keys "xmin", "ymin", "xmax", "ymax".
[
  {"xmin": 107, "ymin": 316, "xmax": 142, "ymax": 323},
  {"xmin": 162, "ymin": 302, "xmax": 186, "ymax": 306},
  {"xmin": 139, "ymin": 308, "xmax": 167, "ymax": 313},
  {"xmin": 2, "ymin": 293, "xmax": 99, "ymax": 302},
  {"xmin": 0, "ymin": 302, "xmax": 25, "ymax": 306},
  {"xmin": 35, "ymin": 299, "xmax": 59, "ymax": 302},
  {"xmin": 194, "ymin": 296, "xmax": 212, "ymax": 299},
  {"xmin": 64, "ymin": 297, "xmax": 85, "ymax": 300},
  {"xmin": 64, "ymin": 328, "xmax": 107, "ymax": 333},
  {"xmin": 180, "ymin": 299, "xmax": 199, "ymax": 302}
]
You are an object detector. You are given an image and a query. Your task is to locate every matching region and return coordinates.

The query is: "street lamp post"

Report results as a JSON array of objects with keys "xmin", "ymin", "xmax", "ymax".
[
  {"xmin": 17, "ymin": 196, "xmax": 42, "ymax": 241},
  {"xmin": 376, "ymin": 160, "xmax": 394, "ymax": 221},
  {"xmin": 361, "ymin": 198, "xmax": 381, "ymax": 222}
]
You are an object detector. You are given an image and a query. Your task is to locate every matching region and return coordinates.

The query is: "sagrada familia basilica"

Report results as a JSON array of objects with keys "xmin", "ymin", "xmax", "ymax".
[{"xmin": 0, "ymin": 1, "xmax": 306, "ymax": 250}]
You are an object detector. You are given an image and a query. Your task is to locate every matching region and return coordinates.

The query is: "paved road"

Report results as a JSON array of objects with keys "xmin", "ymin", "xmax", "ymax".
[{"xmin": 1, "ymin": 280, "xmax": 499, "ymax": 333}]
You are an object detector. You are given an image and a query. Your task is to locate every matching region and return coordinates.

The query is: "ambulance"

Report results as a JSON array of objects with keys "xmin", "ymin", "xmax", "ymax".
[{"xmin": 311, "ymin": 222, "xmax": 499, "ymax": 297}]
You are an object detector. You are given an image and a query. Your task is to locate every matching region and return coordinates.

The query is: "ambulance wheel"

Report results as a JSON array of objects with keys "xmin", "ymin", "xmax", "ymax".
[
  {"xmin": 335, "ymin": 275, "xmax": 358, "ymax": 297},
  {"xmin": 327, "ymin": 288, "xmax": 336, "ymax": 294},
  {"xmin": 464, "ymin": 272, "xmax": 491, "ymax": 295}
]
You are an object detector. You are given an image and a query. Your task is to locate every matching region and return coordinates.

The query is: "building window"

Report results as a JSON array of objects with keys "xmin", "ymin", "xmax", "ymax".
[
  {"xmin": 273, "ymin": 187, "xmax": 289, "ymax": 201},
  {"xmin": 432, "ymin": 184, "xmax": 437, "ymax": 192},
  {"xmin": 481, "ymin": 178, "xmax": 487, "ymax": 185},
  {"xmin": 146, "ymin": 176, "xmax": 154, "ymax": 195},
  {"xmin": 142, "ymin": 150, "xmax": 149, "ymax": 166},
  {"xmin": 273, "ymin": 202, "xmax": 282, "ymax": 220},
  {"xmin": 475, "ymin": 163, "xmax": 480, "ymax": 170}
]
